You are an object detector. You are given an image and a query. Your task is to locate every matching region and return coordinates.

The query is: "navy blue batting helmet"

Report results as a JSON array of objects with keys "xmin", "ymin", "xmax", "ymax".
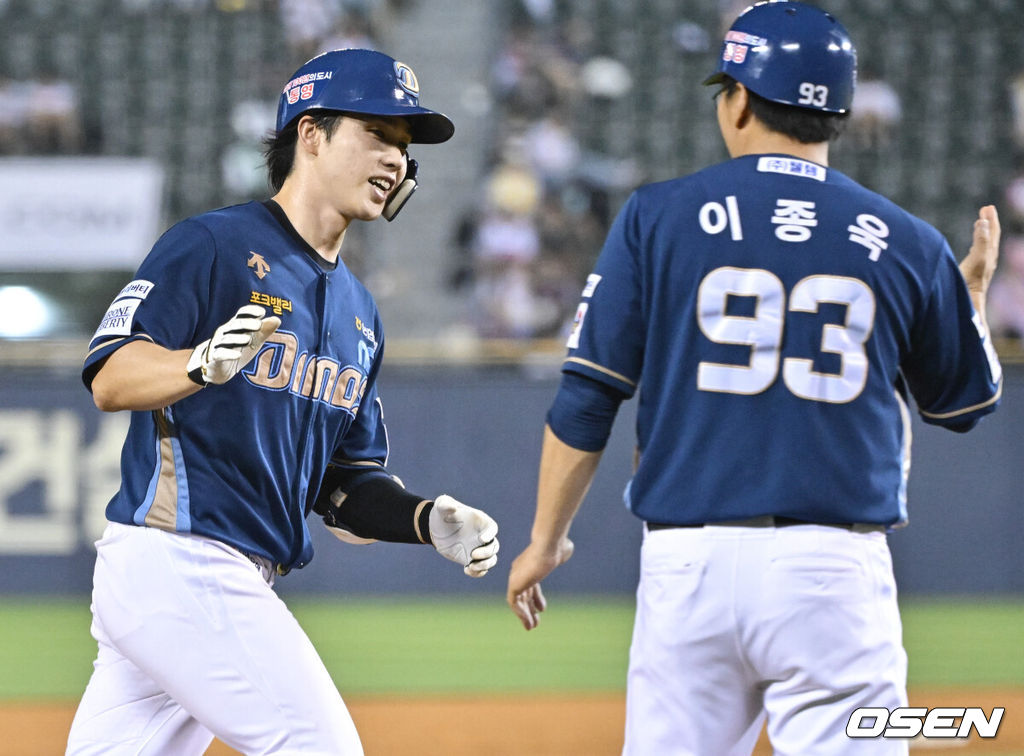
[
  {"xmin": 704, "ymin": 1, "xmax": 857, "ymax": 114},
  {"xmin": 276, "ymin": 49, "xmax": 455, "ymax": 143}
]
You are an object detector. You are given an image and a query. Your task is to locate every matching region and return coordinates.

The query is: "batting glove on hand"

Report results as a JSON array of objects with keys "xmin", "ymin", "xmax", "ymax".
[
  {"xmin": 187, "ymin": 304, "xmax": 281, "ymax": 386},
  {"xmin": 429, "ymin": 495, "xmax": 499, "ymax": 578}
]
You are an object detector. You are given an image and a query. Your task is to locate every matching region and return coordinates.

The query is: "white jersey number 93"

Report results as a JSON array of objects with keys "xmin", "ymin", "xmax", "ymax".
[{"xmin": 696, "ymin": 266, "xmax": 875, "ymax": 404}]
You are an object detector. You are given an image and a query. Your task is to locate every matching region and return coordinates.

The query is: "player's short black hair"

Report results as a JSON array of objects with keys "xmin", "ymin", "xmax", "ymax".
[
  {"xmin": 263, "ymin": 111, "xmax": 345, "ymax": 192},
  {"xmin": 717, "ymin": 76, "xmax": 848, "ymax": 144}
]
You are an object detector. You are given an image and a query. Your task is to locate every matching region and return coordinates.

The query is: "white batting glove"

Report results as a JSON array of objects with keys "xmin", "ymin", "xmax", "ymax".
[
  {"xmin": 187, "ymin": 304, "xmax": 281, "ymax": 386},
  {"xmin": 429, "ymin": 495, "xmax": 499, "ymax": 578}
]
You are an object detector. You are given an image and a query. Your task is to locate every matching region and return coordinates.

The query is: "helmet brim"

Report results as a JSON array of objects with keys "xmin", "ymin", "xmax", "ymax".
[
  {"xmin": 298, "ymin": 104, "xmax": 454, "ymax": 144},
  {"xmin": 702, "ymin": 72, "xmax": 727, "ymax": 88},
  {"xmin": 379, "ymin": 108, "xmax": 454, "ymax": 144}
]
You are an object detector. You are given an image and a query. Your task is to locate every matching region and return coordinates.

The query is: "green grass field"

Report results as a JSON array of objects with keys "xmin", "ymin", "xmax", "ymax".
[{"xmin": 2, "ymin": 595, "xmax": 1022, "ymax": 699}]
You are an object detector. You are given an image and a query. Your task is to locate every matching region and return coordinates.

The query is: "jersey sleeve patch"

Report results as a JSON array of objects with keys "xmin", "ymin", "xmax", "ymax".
[
  {"xmin": 92, "ymin": 298, "xmax": 144, "ymax": 340},
  {"xmin": 566, "ymin": 302, "xmax": 589, "ymax": 349},
  {"xmin": 582, "ymin": 274, "xmax": 602, "ymax": 298},
  {"xmin": 114, "ymin": 279, "xmax": 156, "ymax": 301},
  {"xmin": 90, "ymin": 279, "xmax": 155, "ymax": 341}
]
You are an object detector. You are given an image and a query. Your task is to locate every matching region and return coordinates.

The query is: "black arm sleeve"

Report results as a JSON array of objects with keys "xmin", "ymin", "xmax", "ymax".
[{"xmin": 314, "ymin": 468, "xmax": 434, "ymax": 545}]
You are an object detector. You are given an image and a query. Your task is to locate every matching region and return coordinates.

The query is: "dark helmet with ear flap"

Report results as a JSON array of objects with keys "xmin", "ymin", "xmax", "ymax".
[
  {"xmin": 276, "ymin": 48, "xmax": 454, "ymax": 143},
  {"xmin": 703, "ymin": 1, "xmax": 857, "ymax": 114},
  {"xmin": 276, "ymin": 49, "xmax": 452, "ymax": 221}
]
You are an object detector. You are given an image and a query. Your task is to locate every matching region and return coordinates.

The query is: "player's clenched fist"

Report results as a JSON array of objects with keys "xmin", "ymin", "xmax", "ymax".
[
  {"xmin": 187, "ymin": 304, "xmax": 281, "ymax": 386},
  {"xmin": 429, "ymin": 495, "xmax": 500, "ymax": 577}
]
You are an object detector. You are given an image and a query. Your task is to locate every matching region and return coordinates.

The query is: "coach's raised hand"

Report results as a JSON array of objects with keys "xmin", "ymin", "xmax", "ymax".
[
  {"xmin": 959, "ymin": 205, "xmax": 1001, "ymax": 326},
  {"xmin": 429, "ymin": 495, "xmax": 500, "ymax": 577},
  {"xmin": 187, "ymin": 304, "xmax": 281, "ymax": 386}
]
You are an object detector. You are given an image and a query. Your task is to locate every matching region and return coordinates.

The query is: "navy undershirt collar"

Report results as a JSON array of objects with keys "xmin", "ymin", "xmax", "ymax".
[{"xmin": 261, "ymin": 199, "xmax": 338, "ymax": 272}]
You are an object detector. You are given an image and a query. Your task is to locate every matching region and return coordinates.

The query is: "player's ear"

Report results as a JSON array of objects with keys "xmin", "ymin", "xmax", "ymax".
[
  {"xmin": 727, "ymin": 83, "xmax": 753, "ymax": 130},
  {"xmin": 296, "ymin": 115, "xmax": 321, "ymax": 156}
]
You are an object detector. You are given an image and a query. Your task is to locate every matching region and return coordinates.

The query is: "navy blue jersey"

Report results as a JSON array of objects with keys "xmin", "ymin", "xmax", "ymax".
[
  {"xmin": 84, "ymin": 201, "xmax": 390, "ymax": 570},
  {"xmin": 561, "ymin": 155, "xmax": 1002, "ymax": 527}
]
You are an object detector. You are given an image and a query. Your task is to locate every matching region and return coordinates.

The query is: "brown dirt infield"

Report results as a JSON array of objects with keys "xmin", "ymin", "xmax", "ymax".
[{"xmin": 6, "ymin": 688, "xmax": 1021, "ymax": 755}]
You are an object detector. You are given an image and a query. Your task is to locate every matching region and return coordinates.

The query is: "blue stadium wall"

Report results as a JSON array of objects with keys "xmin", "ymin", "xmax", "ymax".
[{"xmin": 0, "ymin": 363, "xmax": 1020, "ymax": 597}]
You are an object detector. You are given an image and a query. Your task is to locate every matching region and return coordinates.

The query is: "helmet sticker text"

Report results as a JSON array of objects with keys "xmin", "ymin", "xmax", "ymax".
[{"xmin": 282, "ymin": 70, "xmax": 332, "ymax": 105}]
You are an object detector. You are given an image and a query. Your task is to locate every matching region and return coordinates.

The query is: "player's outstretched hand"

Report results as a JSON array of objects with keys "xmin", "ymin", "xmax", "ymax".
[
  {"xmin": 187, "ymin": 305, "xmax": 281, "ymax": 385},
  {"xmin": 960, "ymin": 204, "xmax": 1001, "ymax": 295},
  {"xmin": 506, "ymin": 537, "xmax": 574, "ymax": 631},
  {"xmin": 429, "ymin": 495, "xmax": 500, "ymax": 577}
]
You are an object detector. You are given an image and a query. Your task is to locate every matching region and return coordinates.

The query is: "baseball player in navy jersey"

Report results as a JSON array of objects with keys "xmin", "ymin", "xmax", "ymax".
[
  {"xmin": 66, "ymin": 49, "xmax": 499, "ymax": 755},
  {"xmin": 507, "ymin": 2, "xmax": 1002, "ymax": 754}
]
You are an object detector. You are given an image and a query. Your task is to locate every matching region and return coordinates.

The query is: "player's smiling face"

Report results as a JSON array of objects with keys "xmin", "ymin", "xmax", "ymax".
[{"xmin": 315, "ymin": 114, "xmax": 411, "ymax": 222}]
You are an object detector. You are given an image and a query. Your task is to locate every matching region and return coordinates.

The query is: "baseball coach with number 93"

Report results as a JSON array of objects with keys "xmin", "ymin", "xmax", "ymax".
[{"xmin": 508, "ymin": 2, "xmax": 1003, "ymax": 754}]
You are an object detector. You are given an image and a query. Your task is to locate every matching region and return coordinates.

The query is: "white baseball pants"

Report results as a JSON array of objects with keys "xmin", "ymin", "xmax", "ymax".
[
  {"xmin": 66, "ymin": 522, "xmax": 362, "ymax": 755},
  {"xmin": 623, "ymin": 521, "xmax": 908, "ymax": 756}
]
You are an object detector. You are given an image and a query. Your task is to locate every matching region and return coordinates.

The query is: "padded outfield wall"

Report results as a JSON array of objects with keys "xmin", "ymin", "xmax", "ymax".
[{"xmin": 0, "ymin": 361, "xmax": 1020, "ymax": 597}]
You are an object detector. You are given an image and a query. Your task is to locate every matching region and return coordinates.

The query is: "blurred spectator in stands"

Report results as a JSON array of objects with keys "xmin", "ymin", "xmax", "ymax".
[
  {"xmin": 491, "ymin": 27, "xmax": 561, "ymax": 120},
  {"xmin": 470, "ymin": 158, "xmax": 547, "ymax": 338},
  {"xmin": 991, "ymin": 155, "xmax": 1024, "ymax": 345},
  {"xmin": 522, "ymin": 107, "xmax": 579, "ymax": 193},
  {"xmin": 221, "ymin": 98, "xmax": 276, "ymax": 202},
  {"xmin": 0, "ymin": 68, "xmax": 82, "ymax": 155},
  {"xmin": 1011, "ymin": 70, "xmax": 1024, "ymax": 150},
  {"xmin": 987, "ymin": 232, "xmax": 1024, "ymax": 344},
  {"xmin": 24, "ymin": 66, "xmax": 82, "ymax": 154},
  {"xmin": 0, "ymin": 76, "xmax": 28, "ymax": 154},
  {"xmin": 446, "ymin": 206, "xmax": 481, "ymax": 295},
  {"xmin": 318, "ymin": 7, "xmax": 378, "ymax": 53},
  {"xmin": 533, "ymin": 190, "xmax": 604, "ymax": 338},
  {"xmin": 279, "ymin": 0, "xmax": 345, "ymax": 61},
  {"xmin": 279, "ymin": 0, "xmax": 397, "ymax": 62},
  {"xmin": 671, "ymin": 20, "xmax": 711, "ymax": 56},
  {"xmin": 847, "ymin": 66, "xmax": 902, "ymax": 150},
  {"xmin": 1004, "ymin": 153, "xmax": 1024, "ymax": 227},
  {"xmin": 464, "ymin": 5, "xmax": 646, "ymax": 341},
  {"xmin": 718, "ymin": 0, "xmax": 751, "ymax": 34}
]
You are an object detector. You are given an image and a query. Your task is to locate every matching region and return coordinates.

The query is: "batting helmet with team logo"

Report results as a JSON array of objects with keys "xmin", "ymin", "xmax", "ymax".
[
  {"xmin": 703, "ymin": 0, "xmax": 857, "ymax": 114},
  {"xmin": 275, "ymin": 49, "xmax": 454, "ymax": 143}
]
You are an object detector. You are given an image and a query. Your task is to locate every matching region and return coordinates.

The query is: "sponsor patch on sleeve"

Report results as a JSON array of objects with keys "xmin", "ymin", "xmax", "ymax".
[
  {"xmin": 114, "ymin": 279, "xmax": 155, "ymax": 302},
  {"xmin": 566, "ymin": 302, "xmax": 589, "ymax": 350},
  {"xmin": 92, "ymin": 297, "xmax": 143, "ymax": 340},
  {"xmin": 582, "ymin": 274, "xmax": 602, "ymax": 298}
]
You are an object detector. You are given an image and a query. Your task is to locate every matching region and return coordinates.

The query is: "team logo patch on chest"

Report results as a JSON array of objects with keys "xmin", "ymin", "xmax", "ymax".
[{"xmin": 247, "ymin": 252, "xmax": 270, "ymax": 279}]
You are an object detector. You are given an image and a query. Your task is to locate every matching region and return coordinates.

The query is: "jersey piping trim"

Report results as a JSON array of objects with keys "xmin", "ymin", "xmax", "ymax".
[
  {"xmin": 894, "ymin": 388, "xmax": 912, "ymax": 527},
  {"xmin": 134, "ymin": 409, "xmax": 191, "ymax": 532},
  {"xmin": 333, "ymin": 458, "xmax": 386, "ymax": 467},
  {"xmin": 85, "ymin": 333, "xmax": 155, "ymax": 360},
  {"xmin": 918, "ymin": 380, "xmax": 1002, "ymax": 419},
  {"xmin": 563, "ymin": 357, "xmax": 637, "ymax": 388}
]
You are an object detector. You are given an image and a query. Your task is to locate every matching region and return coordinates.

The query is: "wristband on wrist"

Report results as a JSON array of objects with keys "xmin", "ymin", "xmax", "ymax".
[
  {"xmin": 316, "ymin": 475, "xmax": 435, "ymax": 544},
  {"xmin": 187, "ymin": 366, "xmax": 207, "ymax": 386}
]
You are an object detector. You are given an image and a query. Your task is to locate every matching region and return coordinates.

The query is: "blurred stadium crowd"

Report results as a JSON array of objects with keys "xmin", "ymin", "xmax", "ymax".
[{"xmin": 1, "ymin": 0, "xmax": 1023, "ymax": 355}]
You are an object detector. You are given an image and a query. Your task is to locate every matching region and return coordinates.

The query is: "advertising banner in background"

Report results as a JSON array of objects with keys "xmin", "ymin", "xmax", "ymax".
[
  {"xmin": 0, "ymin": 157, "xmax": 164, "ymax": 270},
  {"xmin": 0, "ymin": 366, "xmax": 1020, "ymax": 595}
]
